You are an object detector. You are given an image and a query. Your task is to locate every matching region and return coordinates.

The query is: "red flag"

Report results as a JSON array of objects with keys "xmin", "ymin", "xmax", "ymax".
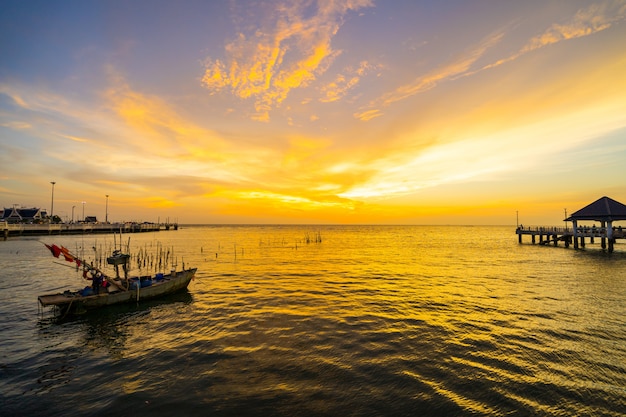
[
  {"xmin": 49, "ymin": 244, "xmax": 62, "ymax": 258},
  {"xmin": 60, "ymin": 246, "xmax": 75, "ymax": 262}
]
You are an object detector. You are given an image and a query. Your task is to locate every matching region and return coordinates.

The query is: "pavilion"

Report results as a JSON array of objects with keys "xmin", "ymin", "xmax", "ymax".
[{"xmin": 566, "ymin": 196, "xmax": 626, "ymax": 252}]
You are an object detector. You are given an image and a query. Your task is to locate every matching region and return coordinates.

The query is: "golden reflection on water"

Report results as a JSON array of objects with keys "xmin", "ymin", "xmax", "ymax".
[{"xmin": 3, "ymin": 226, "xmax": 626, "ymax": 415}]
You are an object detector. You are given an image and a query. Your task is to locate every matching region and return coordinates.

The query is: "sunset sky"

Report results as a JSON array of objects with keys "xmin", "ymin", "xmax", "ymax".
[{"xmin": 1, "ymin": 0, "xmax": 626, "ymax": 225}]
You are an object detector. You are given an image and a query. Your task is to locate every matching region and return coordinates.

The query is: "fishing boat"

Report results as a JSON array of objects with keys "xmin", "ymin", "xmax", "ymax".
[{"xmin": 38, "ymin": 243, "xmax": 196, "ymax": 315}]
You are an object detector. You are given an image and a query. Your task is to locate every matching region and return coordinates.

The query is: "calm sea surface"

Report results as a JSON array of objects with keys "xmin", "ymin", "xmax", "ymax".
[{"xmin": 1, "ymin": 225, "xmax": 625, "ymax": 416}]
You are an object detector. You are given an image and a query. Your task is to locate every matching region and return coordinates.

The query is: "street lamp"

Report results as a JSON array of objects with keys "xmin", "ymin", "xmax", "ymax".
[
  {"xmin": 82, "ymin": 201, "xmax": 86, "ymax": 222},
  {"xmin": 72, "ymin": 205, "xmax": 75, "ymax": 223},
  {"xmin": 105, "ymin": 195, "xmax": 109, "ymax": 223},
  {"xmin": 50, "ymin": 181, "xmax": 56, "ymax": 222}
]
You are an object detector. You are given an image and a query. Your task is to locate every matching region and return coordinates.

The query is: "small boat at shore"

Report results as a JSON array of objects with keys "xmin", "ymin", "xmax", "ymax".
[{"xmin": 38, "ymin": 243, "xmax": 196, "ymax": 316}]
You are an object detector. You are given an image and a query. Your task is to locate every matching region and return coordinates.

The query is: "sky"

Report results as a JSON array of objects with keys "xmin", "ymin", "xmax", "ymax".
[{"xmin": 1, "ymin": 0, "xmax": 626, "ymax": 225}]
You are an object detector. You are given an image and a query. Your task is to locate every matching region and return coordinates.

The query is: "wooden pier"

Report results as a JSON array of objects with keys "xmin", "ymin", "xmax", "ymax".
[
  {"xmin": 516, "ymin": 196, "xmax": 626, "ymax": 253},
  {"xmin": 1, "ymin": 221, "xmax": 177, "ymax": 240},
  {"xmin": 516, "ymin": 225, "xmax": 625, "ymax": 252}
]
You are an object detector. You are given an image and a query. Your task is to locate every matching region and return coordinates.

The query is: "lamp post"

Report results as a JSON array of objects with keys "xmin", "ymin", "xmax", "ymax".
[
  {"xmin": 72, "ymin": 205, "xmax": 75, "ymax": 223},
  {"xmin": 50, "ymin": 181, "xmax": 56, "ymax": 222},
  {"xmin": 105, "ymin": 195, "xmax": 109, "ymax": 223},
  {"xmin": 82, "ymin": 201, "xmax": 86, "ymax": 222}
]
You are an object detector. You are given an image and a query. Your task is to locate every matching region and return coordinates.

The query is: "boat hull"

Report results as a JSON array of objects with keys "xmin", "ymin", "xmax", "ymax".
[{"xmin": 38, "ymin": 268, "xmax": 197, "ymax": 314}]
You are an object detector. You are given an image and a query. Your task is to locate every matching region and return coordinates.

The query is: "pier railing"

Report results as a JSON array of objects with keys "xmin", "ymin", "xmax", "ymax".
[
  {"xmin": 517, "ymin": 226, "xmax": 571, "ymax": 234},
  {"xmin": 516, "ymin": 224, "xmax": 625, "ymax": 252},
  {"xmin": 517, "ymin": 225, "xmax": 625, "ymax": 238}
]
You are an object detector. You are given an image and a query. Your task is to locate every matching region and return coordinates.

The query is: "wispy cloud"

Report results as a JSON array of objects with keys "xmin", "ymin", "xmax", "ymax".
[
  {"xmin": 60, "ymin": 134, "xmax": 90, "ymax": 143},
  {"xmin": 356, "ymin": 1, "xmax": 626, "ymax": 121},
  {"xmin": 201, "ymin": 0, "xmax": 373, "ymax": 121},
  {"xmin": 0, "ymin": 120, "xmax": 32, "ymax": 130},
  {"xmin": 1, "ymin": 78, "xmax": 267, "ymax": 197},
  {"xmin": 0, "ymin": 87, "xmax": 30, "ymax": 109},
  {"xmin": 104, "ymin": 81, "xmax": 225, "ymax": 157},
  {"xmin": 482, "ymin": 1, "xmax": 626, "ymax": 71},
  {"xmin": 353, "ymin": 108, "xmax": 382, "ymax": 122},
  {"xmin": 354, "ymin": 30, "xmax": 505, "ymax": 120},
  {"xmin": 319, "ymin": 61, "xmax": 378, "ymax": 103},
  {"xmin": 0, "ymin": 83, "xmax": 71, "ymax": 114},
  {"xmin": 343, "ymin": 97, "xmax": 626, "ymax": 200}
]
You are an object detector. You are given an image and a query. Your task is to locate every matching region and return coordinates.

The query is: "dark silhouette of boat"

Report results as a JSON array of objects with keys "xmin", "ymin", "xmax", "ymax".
[{"xmin": 38, "ymin": 244, "xmax": 196, "ymax": 315}]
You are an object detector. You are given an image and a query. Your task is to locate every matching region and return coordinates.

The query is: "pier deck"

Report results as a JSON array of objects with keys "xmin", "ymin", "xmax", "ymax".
[
  {"xmin": 1, "ymin": 222, "xmax": 177, "ymax": 239},
  {"xmin": 516, "ymin": 225, "xmax": 625, "ymax": 252}
]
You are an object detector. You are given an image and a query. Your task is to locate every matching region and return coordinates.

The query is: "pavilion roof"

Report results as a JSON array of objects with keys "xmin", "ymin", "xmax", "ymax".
[{"xmin": 566, "ymin": 196, "xmax": 626, "ymax": 222}]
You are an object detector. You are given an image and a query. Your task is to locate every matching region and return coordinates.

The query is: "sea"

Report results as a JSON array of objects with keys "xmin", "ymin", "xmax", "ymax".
[{"xmin": 1, "ymin": 225, "xmax": 625, "ymax": 416}]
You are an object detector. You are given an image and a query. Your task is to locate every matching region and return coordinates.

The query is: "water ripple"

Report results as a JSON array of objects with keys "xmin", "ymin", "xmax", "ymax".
[{"xmin": 1, "ymin": 226, "xmax": 626, "ymax": 416}]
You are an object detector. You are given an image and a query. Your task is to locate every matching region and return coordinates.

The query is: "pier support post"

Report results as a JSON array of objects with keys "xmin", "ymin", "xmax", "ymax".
[
  {"xmin": 607, "ymin": 221, "xmax": 614, "ymax": 253},
  {"xmin": 572, "ymin": 220, "xmax": 579, "ymax": 249}
]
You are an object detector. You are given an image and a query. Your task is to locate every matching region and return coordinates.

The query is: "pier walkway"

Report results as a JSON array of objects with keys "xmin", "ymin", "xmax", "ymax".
[
  {"xmin": 2, "ymin": 221, "xmax": 177, "ymax": 240},
  {"xmin": 516, "ymin": 225, "xmax": 625, "ymax": 252}
]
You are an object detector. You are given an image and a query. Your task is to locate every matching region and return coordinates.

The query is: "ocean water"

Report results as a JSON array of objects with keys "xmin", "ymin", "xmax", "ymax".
[{"xmin": 1, "ymin": 225, "xmax": 625, "ymax": 416}]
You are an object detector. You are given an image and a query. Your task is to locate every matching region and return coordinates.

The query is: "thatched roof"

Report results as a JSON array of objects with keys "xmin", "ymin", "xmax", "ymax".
[{"xmin": 566, "ymin": 196, "xmax": 626, "ymax": 222}]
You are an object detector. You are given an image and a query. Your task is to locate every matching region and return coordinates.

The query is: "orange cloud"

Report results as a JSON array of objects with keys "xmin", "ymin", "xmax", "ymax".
[
  {"xmin": 319, "ymin": 61, "xmax": 376, "ymax": 103},
  {"xmin": 104, "ymin": 80, "xmax": 228, "ymax": 160},
  {"xmin": 201, "ymin": 0, "xmax": 373, "ymax": 120},
  {"xmin": 523, "ymin": 3, "xmax": 623, "ymax": 51},
  {"xmin": 354, "ymin": 109, "xmax": 382, "ymax": 121}
]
